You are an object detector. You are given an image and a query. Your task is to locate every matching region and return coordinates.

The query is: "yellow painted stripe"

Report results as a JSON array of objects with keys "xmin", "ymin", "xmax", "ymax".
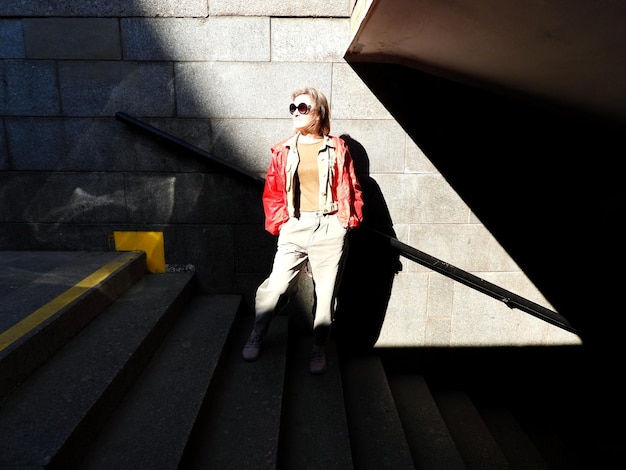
[{"xmin": 0, "ymin": 254, "xmax": 138, "ymax": 352}]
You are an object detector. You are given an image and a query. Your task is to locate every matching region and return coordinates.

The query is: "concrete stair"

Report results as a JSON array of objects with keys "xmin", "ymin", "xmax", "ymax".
[{"xmin": 0, "ymin": 251, "xmax": 586, "ymax": 469}]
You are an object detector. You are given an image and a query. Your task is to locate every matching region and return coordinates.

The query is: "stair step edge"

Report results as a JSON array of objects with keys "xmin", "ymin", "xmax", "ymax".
[
  {"xmin": 435, "ymin": 390, "xmax": 511, "ymax": 470},
  {"xmin": 389, "ymin": 374, "xmax": 466, "ymax": 470},
  {"xmin": 480, "ymin": 406, "xmax": 551, "ymax": 469},
  {"xmin": 341, "ymin": 353, "xmax": 415, "ymax": 470},
  {"xmin": 180, "ymin": 312, "xmax": 289, "ymax": 469},
  {"xmin": 77, "ymin": 294, "xmax": 242, "ymax": 470},
  {"xmin": 0, "ymin": 271, "xmax": 194, "ymax": 469},
  {"xmin": 0, "ymin": 251, "xmax": 147, "ymax": 399},
  {"xmin": 279, "ymin": 331, "xmax": 353, "ymax": 470}
]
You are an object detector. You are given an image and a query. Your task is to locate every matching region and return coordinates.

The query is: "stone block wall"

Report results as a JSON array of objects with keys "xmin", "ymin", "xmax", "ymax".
[{"xmin": 0, "ymin": 1, "xmax": 580, "ymax": 347}]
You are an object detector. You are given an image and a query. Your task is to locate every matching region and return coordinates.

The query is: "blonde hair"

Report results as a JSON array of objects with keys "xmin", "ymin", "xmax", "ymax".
[{"xmin": 291, "ymin": 86, "xmax": 331, "ymax": 136}]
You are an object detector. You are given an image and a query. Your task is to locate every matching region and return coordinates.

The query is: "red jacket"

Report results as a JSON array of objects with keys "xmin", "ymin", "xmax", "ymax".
[{"xmin": 262, "ymin": 133, "xmax": 364, "ymax": 235}]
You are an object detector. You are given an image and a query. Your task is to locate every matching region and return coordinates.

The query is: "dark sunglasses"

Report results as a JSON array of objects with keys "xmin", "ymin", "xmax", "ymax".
[{"xmin": 289, "ymin": 102, "xmax": 311, "ymax": 115}]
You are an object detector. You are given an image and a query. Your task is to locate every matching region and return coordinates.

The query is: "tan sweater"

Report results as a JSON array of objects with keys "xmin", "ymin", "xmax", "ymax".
[{"xmin": 296, "ymin": 140, "xmax": 322, "ymax": 212}]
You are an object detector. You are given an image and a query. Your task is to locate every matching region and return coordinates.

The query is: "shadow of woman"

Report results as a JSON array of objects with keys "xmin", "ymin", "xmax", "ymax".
[{"xmin": 334, "ymin": 134, "xmax": 401, "ymax": 356}]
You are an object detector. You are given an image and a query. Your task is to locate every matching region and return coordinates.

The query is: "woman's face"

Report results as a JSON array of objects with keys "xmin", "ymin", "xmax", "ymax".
[{"xmin": 291, "ymin": 93, "xmax": 316, "ymax": 133}]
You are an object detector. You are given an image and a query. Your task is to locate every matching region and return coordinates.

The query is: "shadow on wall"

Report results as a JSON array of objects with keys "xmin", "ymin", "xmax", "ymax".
[
  {"xmin": 334, "ymin": 135, "xmax": 401, "ymax": 354},
  {"xmin": 347, "ymin": 62, "xmax": 626, "ymax": 352}
]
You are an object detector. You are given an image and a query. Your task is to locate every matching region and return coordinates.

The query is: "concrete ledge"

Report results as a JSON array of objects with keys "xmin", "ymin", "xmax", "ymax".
[{"xmin": 0, "ymin": 251, "xmax": 147, "ymax": 399}]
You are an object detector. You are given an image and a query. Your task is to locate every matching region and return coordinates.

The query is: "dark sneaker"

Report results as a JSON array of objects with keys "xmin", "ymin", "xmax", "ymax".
[
  {"xmin": 309, "ymin": 345, "xmax": 327, "ymax": 374},
  {"xmin": 242, "ymin": 331, "xmax": 263, "ymax": 361}
]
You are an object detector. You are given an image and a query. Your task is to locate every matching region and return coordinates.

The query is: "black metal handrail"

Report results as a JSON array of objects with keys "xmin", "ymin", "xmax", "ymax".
[
  {"xmin": 115, "ymin": 112, "xmax": 265, "ymax": 185},
  {"xmin": 116, "ymin": 111, "xmax": 578, "ymax": 335},
  {"xmin": 367, "ymin": 227, "xmax": 577, "ymax": 334}
]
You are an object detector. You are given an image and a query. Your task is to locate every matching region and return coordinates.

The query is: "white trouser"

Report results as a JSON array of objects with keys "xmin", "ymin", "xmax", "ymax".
[{"xmin": 253, "ymin": 212, "xmax": 348, "ymax": 345}]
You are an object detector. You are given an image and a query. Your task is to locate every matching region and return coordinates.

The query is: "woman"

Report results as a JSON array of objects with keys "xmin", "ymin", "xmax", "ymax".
[{"xmin": 242, "ymin": 86, "xmax": 364, "ymax": 374}]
